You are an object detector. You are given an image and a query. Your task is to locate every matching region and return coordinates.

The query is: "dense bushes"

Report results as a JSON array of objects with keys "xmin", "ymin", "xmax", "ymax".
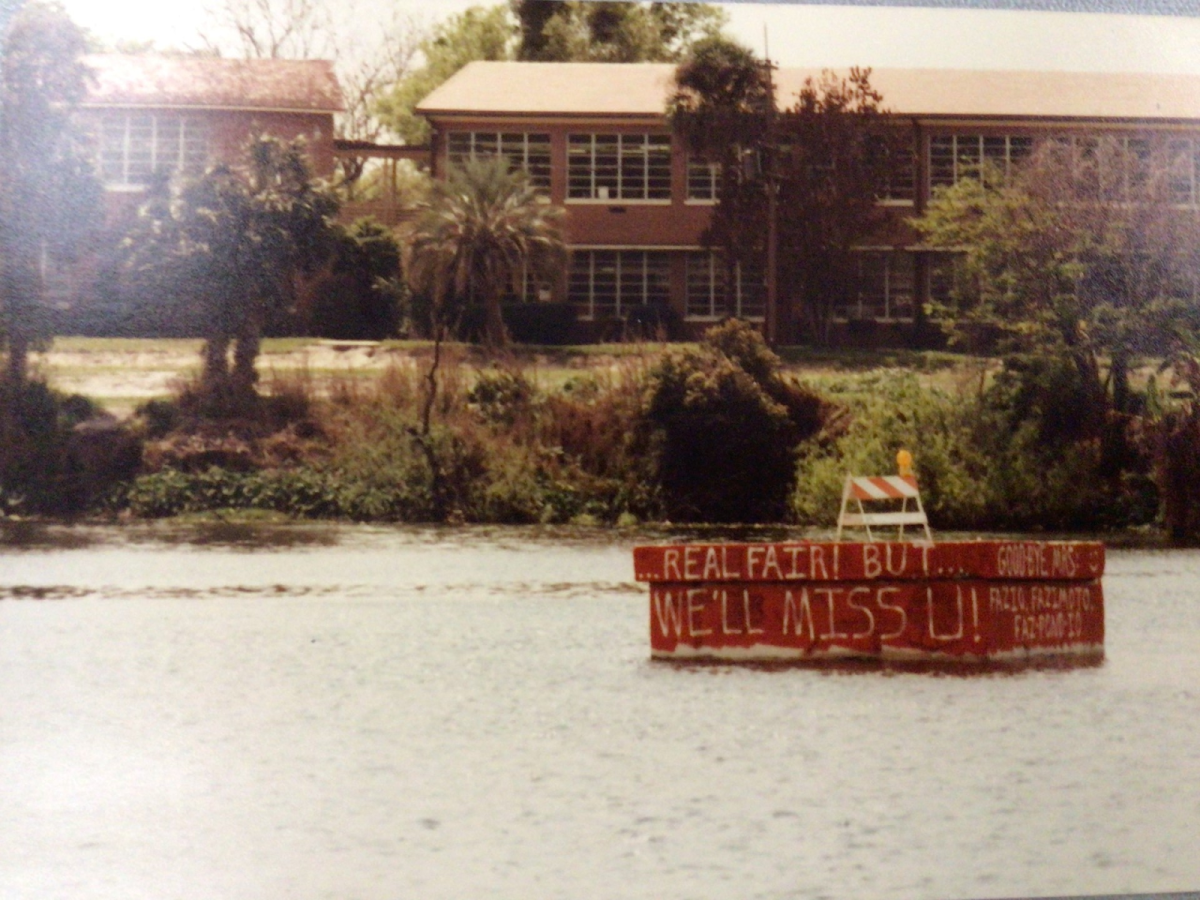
[
  {"xmin": 794, "ymin": 358, "xmax": 1159, "ymax": 532},
  {"xmin": 6, "ymin": 332, "xmax": 1200, "ymax": 536},
  {"xmin": 0, "ymin": 380, "xmax": 140, "ymax": 515},
  {"xmin": 643, "ymin": 319, "xmax": 831, "ymax": 522}
]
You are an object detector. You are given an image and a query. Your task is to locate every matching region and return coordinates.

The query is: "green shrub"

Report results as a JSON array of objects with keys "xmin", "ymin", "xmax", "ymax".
[
  {"xmin": 643, "ymin": 320, "xmax": 828, "ymax": 523},
  {"xmin": 795, "ymin": 364, "xmax": 1159, "ymax": 533},
  {"xmin": 793, "ymin": 371, "xmax": 991, "ymax": 529},
  {"xmin": 1, "ymin": 381, "xmax": 136, "ymax": 516}
]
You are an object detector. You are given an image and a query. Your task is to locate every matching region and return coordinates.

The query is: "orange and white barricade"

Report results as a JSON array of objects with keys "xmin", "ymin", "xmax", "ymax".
[{"xmin": 836, "ymin": 472, "xmax": 932, "ymax": 542}]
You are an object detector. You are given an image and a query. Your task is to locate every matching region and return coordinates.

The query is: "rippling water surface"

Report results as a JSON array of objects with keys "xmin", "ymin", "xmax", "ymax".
[{"xmin": 2, "ymin": 523, "xmax": 1199, "ymax": 900}]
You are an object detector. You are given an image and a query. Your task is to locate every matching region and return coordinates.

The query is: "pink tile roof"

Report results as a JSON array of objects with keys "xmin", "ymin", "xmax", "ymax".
[
  {"xmin": 83, "ymin": 54, "xmax": 343, "ymax": 113},
  {"xmin": 418, "ymin": 61, "xmax": 1200, "ymax": 123}
]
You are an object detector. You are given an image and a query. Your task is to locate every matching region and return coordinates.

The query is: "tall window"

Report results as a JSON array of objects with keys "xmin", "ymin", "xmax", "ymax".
[
  {"xmin": 447, "ymin": 131, "xmax": 551, "ymax": 191},
  {"xmin": 685, "ymin": 252, "xmax": 764, "ymax": 320},
  {"xmin": 567, "ymin": 133, "xmax": 672, "ymax": 201},
  {"xmin": 686, "ymin": 154, "xmax": 720, "ymax": 201},
  {"xmin": 568, "ymin": 250, "xmax": 670, "ymax": 319},
  {"xmin": 867, "ymin": 134, "xmax": 915, "ymax": 202},
  {"xmin": 834, "ymin": 252, "xmax": 915, "ymax": 321},
  {"xmin": 99, "ymin": 113, "xmax": 208, "ymax": 188},
  {"xmin": 1167, "ymin": 137, "xmax": 1200, "ymax": 205},
  {"xmin": 928, "ymin": 134, "xmax": 1033, "ymax": 190}
]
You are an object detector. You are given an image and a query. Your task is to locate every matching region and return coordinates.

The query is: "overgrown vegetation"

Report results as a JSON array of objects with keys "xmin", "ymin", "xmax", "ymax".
[{"xmin": 4, "ymin": 329, "xmax": 1200, "ymax": 539}]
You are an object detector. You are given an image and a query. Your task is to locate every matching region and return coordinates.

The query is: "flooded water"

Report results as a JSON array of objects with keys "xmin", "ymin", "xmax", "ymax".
[{"xmin": 2, "ymin": 523, "xmax": 1199, "ymax": 900}]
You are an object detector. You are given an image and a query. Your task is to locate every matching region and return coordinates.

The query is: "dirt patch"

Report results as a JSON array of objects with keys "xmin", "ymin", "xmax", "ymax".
[{"xmin": 34, "ymin": 340, "xmax": 420, "ymax": 415}]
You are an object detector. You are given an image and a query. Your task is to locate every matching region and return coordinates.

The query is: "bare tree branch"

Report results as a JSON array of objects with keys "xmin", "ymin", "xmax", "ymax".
[{"xmin": 196, "ymin": 0, "xmax": 426, "ymax": 146}]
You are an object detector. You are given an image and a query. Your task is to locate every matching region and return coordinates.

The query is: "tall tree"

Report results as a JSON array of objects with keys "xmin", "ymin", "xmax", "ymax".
[
  {"xmin": 671, "ymin": 43, "xmax": 900, "ymax": 342},
  {"xmin": 513, "ymin": 0, "xmax": 727, "ymax": 62},
  {"xmin": 408, "ymin": 156, "xmax": 566, "ymax": 347},
  {"xmin": 372, "ymin": 5, "xmax": 515, "ymax": 146},
  {"xmin": 774, "ymin": 69, "xmax": 900, "ymax": 341},
  {"xmin": 122, "ymin": 136, "xmax": 339, "ymax": 397},
  {"xmin": 0, "ymin": 0, "xmax": 100, "ymax": 385},
  {"xmin": 916, "ymin": 135, "xmax": 1200, "ymax": 419},
  {"xmin": 669, "ymin": 36, "xmax": 773, "ymax": 319}
]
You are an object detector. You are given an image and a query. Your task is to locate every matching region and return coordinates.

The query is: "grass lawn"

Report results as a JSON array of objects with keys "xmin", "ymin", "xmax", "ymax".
[{"xmin": 38, "ymin": 335, "xmax": 1164, "ymax": 418}]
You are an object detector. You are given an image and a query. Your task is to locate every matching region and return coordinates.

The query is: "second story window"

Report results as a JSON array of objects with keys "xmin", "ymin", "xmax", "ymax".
[
  {"xmin": 686, "ymin": 154, "xmax": 720, "ymax": 201},
  {"xmin": 99, "ymin": 113, "xmax": 208, "ymax": 189},
  {"xmin": 928, "ymin": 134, "xmax": 1033, "ymax": 190},
  {"xmin": 567, "ymin": 133, "xmax": 671, "ymax": 202},
  {"xmin": 1167, "ymin": 138, "xmax": 1200, "ymax": 205},
  {"xmin": 447, "ymin": 131, "xmax": 551, "ymax": 191}
]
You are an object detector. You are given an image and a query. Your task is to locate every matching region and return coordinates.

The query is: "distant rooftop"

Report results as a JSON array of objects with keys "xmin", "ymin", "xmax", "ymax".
[
  {"xmin": 418, "ymin": 61, "xmax": 1200, "ymax": 123},
  {"xmin": 83, "ymin": 55, "xmax": 344, "ymax": 114}
]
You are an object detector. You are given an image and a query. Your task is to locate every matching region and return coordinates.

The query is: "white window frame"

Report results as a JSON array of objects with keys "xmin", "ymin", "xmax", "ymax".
[
  {"xmin": 567, "ymin": 133, "xmax": 672, "ymax": 204},
  {"xmin": 447, "ymin": 130, "xmax": 552, "ymax": 191},
  {"xmin": 685, "ymin": 154, "xmax": 720, "ymax": 203},
  {"xmin": 684, "ymin": 251, "xmax": 764, "ymax": 321},
  {"xmin": 835, "ymin": 251, "xmax": 916, "ymax": 323},
  {"xmin": 568, "ymin": 249, "xmax": 671, "ymax": 320},
  {"xmin": 99, "ymin": 113, "xmax": 208, "ymax": 190},
  {"xmin": 928, "ymin": 134, "xmax": 1033, "ymax": 192}
]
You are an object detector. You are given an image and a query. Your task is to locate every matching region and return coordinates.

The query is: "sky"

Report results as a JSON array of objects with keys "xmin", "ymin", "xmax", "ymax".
[{"xmin": 57, "ymin": 0, "xmax": 1200, "ymax": 74}]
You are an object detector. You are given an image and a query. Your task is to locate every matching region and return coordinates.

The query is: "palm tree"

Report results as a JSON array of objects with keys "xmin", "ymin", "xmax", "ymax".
[{"xmin": 408, "ymin": 156, "xmax": 567, "ymax": 347}]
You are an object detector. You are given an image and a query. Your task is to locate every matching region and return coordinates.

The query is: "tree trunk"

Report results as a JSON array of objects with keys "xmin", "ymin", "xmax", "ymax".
[
  {"xmin": 232, "ymin": 317, "xmax": 262, "ymax": 395},
  {"xmin": 2, "ymin": 253, "xmax": 42, "ymax": 388},
  {"xmin": 4, "ymin": 332, "xmax": 29, "ymax": 387},
  {"xmin": 201, "ymin": 334, "xmax": 231, "ymax": 393},
  {"xmin": 483, "ymin": 293, "xmax": 509, "ymax": 348}
]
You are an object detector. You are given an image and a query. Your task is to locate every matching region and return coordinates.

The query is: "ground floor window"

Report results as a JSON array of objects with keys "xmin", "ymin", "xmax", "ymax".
[
  {"xmin": 684, "ymin": 252, "xmax": 765, "ymax": 321},
  {"xmin": 502, "ymin": 261, "xmax": 552, "ymax": 304},
  {"xmin": 568, "ymin": 249, "xmax": 670, "ymax": 319},
  {"xmin": 835, "ymin": 252, "xmax": 915, "ymax": 322}
]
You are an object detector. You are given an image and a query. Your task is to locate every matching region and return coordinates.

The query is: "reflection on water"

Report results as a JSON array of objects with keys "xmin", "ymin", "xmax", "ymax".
[{"xmin": 2, "ymin": 524, "xmax": 1199, "ymax": 900}]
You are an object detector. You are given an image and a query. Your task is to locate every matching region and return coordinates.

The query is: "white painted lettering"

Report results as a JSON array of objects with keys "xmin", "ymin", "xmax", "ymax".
[
  {"xmin": 876, "ymin": 587, "xmax": 906, "ymax": 640},
  {"xmin": 762, "ymin": 546, "xmax": 784, "ymax": 580},
  {"xmin": 927, "ymin": 586, "xmax": 964, "ymax": 641},
  {"xmin": 720, "ymin": 590, "xmax": 742, "ymax": 634},
  {"xmin": 703, "ymin": 547, "xmax": 722, "ymax": 581},
  {"xmin": 746, "ymin": 546, "xmax": 763, "ymax": 580},
  {"xmin": 743, "ymin": 589, "xmax": 765, "ymax": 635},
  {"xmin": 684, "ymin": 546, "xmax": 701, "ymax": 580},
  {"xmin": 810, "ymin": 545, "xmax": 830, "ymax": 580},
  {"xmin": 817, "ymin": 588, "xmax": 850, "ymax": 640},
  {"xmin": 863, "ymin": 544, "xmax": 882, "ymax": 579},
  {"xmin": 652, "ymin": 590, "xmax": 685, "ymax": 638},
  {"xmin": 846, "ymin": 587, "xmax": 875, "ymax": 639},
  {"xmin": 884, "ymin": 543, "xmax": 906, "ymax": 577},
  {"xmin": 687, "ymin": 588, "xmax": 712, "ymax": 636},
  {"xmin": 782, "ymin": 588, "xmax": 817, "ymax": 641},
  {"xmin": 663, "ymin": 549, "xmax": 682, "ymax": 581},
  {"xmin": 721, "ymin": 546, "xmax": 741, "ymax": 579},
  {"xmin": 785, "ymin": 546, "xmax": 805, "ymax": 578}
]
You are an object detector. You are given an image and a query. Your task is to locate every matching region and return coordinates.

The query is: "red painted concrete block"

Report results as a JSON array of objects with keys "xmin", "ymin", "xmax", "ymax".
[
  {"xmin": 647, "ymin": 580, "xmax": 1104, "ymax": 661},
  {"xmin": 635, "ymin": 541, "xmax": 1106, "ymax": 662},
  {"xmin": 633, "ymin": 541, "xmax": 1104, "ymax": 584}
]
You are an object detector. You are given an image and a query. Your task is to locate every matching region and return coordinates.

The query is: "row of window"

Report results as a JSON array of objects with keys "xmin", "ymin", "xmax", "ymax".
[
  {"xmin": 449, "ymin": 129, "xmax": 1200, "ymax": 207},
  {"xmin": 92, "ymin": 118, "xmax": 1200, "ymax": 211},
  {"xmin": 564, "ymin": 249, "xmax": 909, "ymax": 322},
  {"xmin": 566, "ymin": 250, "xmax": 766, "ymax": 321}
]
